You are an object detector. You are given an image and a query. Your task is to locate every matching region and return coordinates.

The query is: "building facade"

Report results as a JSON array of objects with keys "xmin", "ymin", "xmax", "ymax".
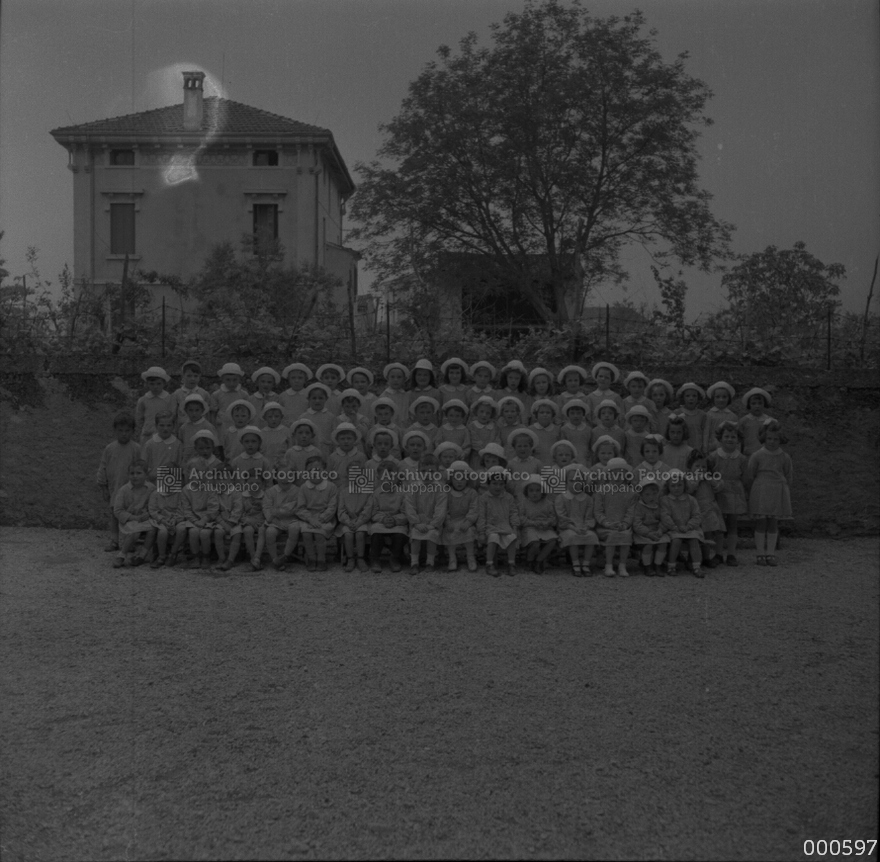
[{"xmin": 50, "ymin": 71, "xmax": 358, "ymax": 313}]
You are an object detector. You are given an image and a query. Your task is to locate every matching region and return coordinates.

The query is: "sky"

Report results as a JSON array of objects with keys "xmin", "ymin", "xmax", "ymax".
[{"xmin": 1, "ymin": 0, "xmax": 878, "ymax": 319}]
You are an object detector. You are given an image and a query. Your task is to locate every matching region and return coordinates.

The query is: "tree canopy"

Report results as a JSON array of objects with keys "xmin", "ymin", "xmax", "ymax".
[{"xmin": 350, "ymin": 0, "xmax": 733, "ymax": 325}]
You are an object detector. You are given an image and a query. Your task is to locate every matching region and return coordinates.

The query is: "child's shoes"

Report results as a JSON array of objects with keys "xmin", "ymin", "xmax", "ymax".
[
  {"xmin": 370, "ymin": 560, "xmax": 382, "ymax": 573},
  {"xmin": 112, "ymin": 556, "xmax": 125, "ymax": 569},
  {"xmin": 104, "ymin": 541, "xmax": 120, "ymax": 553},
  {"xmin": 344, "ymin": 558, "xmax": 356, "ymax": 572},
  {"xmin": 617, "ymin": 563, "xmax": 629, "ymax": 578},
  {"xmin": 765, "ymin": 555, "xmax": 778, "ymax": 567},
  {"xmin": 692, "ymin": 563, "xmax": 704, "ymax": 578},
  {"xmin": 150, "ymin": 556, "xmax": 165, "ymax": 569},
  {"xmin": 603, "ymin": 565, "xmax": 615, "ymax": 578},
  {"xmin": 666, "ymin": 561, "xmax": 677, "ymax": 576},
  {"xmin": 506, "ymin": 563, "xmax": 518, "ymax": 577},
  {"xmin": 356, "ymin": 557, "xmax": 369, "ymax": 572},
  {"xmin": 725, "ymin": 554, "xmax": 738, "ymax": 566},
  {"xmin": 486, "ymin": 563, "xmax": 499, "ymax": 577}
]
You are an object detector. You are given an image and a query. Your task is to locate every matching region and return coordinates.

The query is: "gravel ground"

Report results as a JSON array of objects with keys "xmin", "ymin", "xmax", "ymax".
[{"xmin": 1, "ymin": 528, "xmax": 877, "ymax": 861}]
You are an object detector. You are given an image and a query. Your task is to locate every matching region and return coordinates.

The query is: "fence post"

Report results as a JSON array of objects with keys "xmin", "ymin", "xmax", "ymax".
[
  {"xmin": 161, "ymin": 295, "xmax": 166, "ymax": 358},
  {"xmin": 605, "ymin": 304, "xmax": 610, "ymax": 353},
  {"xmin": 826, "ymin": 305, "xmax": 832, "ymax": 371}
]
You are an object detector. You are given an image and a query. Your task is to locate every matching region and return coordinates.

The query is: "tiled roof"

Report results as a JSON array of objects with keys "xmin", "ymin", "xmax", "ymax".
[{"xmin": 51, "ymin": 97, "xmax": 331, "ymax": 138}]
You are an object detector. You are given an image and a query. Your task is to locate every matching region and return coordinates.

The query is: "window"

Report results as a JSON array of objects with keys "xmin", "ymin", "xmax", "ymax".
[
  {"xmin": 253, "ymin": 204, "xmax": 278, "ymax": 252},
  {"xmin": 253, "ymin": 150, "xmax": 279, "ymax": 166},
  {"xmin": 110, "ymin": 203, "xmax": 136, "ymax": 254},
  {"xmin": 109, "ymin": 149, "xmax": 135, "ymax": 166}
]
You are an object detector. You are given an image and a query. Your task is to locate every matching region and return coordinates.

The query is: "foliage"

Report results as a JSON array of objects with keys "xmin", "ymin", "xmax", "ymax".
[{"xmin": 350, "ymin": 0, "xmax": 733, "ymax": 326}]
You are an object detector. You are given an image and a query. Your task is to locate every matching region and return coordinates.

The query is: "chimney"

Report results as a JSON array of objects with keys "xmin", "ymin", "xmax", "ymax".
[{"xmin": 182, "ymin": 70, "xmax": 205, "ymax": 132}]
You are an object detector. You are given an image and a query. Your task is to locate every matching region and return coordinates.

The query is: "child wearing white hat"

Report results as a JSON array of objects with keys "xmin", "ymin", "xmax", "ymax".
[
  {"xmin": 380, "ymin": 363, "xmax": 411, "ymax": 427},
  {"xmin": 594, "ymin": 457, "xmax": 637, "ymax": 578},
  {"xmin": 211, "ymin": 363, "xmax": 246, "ymax": 427},
  {"xmin": 585, "ymin": 363, "xmax": 623, "ymax": 420},
  {"xmin": 676, "ymin": 382, "xmax": 708, "ymax": 448},
  {"xmin": 249, "ymin": 367, "xmax": 281, "ymax": 421},
  {"xmin": 409, "ymin": 359, "xmax": 441, "ymax": 411},
  {"xmin": 467, "ymin": 396, "xmax": 500, "ymax": 470},
  {"xmin": 435, "ymin": 399, "xmax": 471, "ymax": 462},
  {"xmin": 703, "ymin": 381, "xmax": 738, "ymax": 453},
  {"xmin": 737, "ymin": 387, "xmax": 774, "ymax": 457},
  {"xmin": 438, "ymin": 358, "xmax": 469, "ymax": 406},
  {"xmin": 136, "ymin": 366, "xmax": 172, "ymax": 442},
  {"xmin": 279, "ymin": 363, "xmax": 312, "ymax": 425}
]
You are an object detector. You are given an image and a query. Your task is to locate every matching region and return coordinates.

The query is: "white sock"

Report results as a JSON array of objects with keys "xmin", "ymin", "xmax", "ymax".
[{"xmin": 754, "ymin": 531, "xmax": 766, "ymax": 553}]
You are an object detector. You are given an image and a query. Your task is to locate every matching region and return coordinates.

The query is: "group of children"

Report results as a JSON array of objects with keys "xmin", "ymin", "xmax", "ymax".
[{"xmin": 98, "ymin": 358, "xmax": 793, "ymax": 576}]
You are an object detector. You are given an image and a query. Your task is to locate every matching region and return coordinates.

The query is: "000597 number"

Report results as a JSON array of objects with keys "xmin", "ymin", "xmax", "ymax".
[{"xmin": 803, "ymin": 839, "xmax": 877, "ymax": 857}]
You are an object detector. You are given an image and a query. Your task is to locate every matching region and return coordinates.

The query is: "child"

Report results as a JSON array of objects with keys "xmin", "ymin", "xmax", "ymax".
[
  {"xmin": 623, "ymin": 405, "xmax": 652, "ymax": 466},
  {"xmin": 347, "ymin": 367, "xmax": 377, "ymax": 415},
  {"xmin": 554, "ymin": 465, "xmax": 598, "ymax": 576},
  {"xmin": 439, "ymin": 358, "xmax": 469, "ymax": 405},
  {"xmin": 550, "ymin": 439, "xmax": 577, "ymax": 472},
  {"xmin": 676, "ymin": 383, "xmax": 707, "ymax": 448},
  {"xmin": 368, "ymin": 461, "xmax": 409, "ymax": 572},
  {"xmin": 148, "ymin": 474, "xmax": 188, "ymax": 567},
  {"xmin": 528, "ymin": 368, "xmax": 555, "ymax": 414},
  {"xmin": 496, "ymin": 360, "xmax": 530, "ymax": 416},
  {"xmin": 507, "ymin": 430, "xmax": 542, "ymax": 497},
  {"xmin": 435, "ymin": 441, "xmax": 464, "ymax": 471},
  {"xmin": 529, "ymin": 399, "xmax": 560, "ymax": 465},
  {"xmin": 467, "ymin": 396, "xmax": 500, "ymax": 470},
  {"xmin": 687, "ymin": 449, "xmax": 726, "ymax": 570},
  {"xmin": 593, "ymin": 457, "xmax": 636, "ymax": 577},
  {"xmin": 663, "ymin": 415, "xmax": 693, "ymax": 471},
  {"xmin": 380, "ymin": 362, "xmax": 411, "ymax": 426},
  {"xmin": 708, "ymin": 421, "xmax": 749, "ymax": 566},
  {"xmin": 185, "ymin": 429, "xmax": 221, "ymax": 482},
  {"xmin": 296, "ymin": 455, "xmax": 338, "ymax": 571},
  {"xmin": 588, "ymin": 436, "xmax": 621, "ymax": 479},
  {"xmin": 97, "ymin": 412, "xmax": 141, "ymax": 552},
  {"xmin": 520, "ymin": 474, "xmax": 560, "ymax": 573},
  {"xmin": 211, "ymin": 362, "xmax": 246, "ymax": 427},
  {"xmin": 467, "ymin": 361, "xmax": 496, "ymax": 406},
  {"xmin": 213, "ymin": 464, "xmax": 244, "ymax": 572},
  {"xmin": 230, "ymin": 426, "xmax": 272, "ymax": 490},
  {"xmin": 704, "ymin": 382, "xmax": 738, "ymax": 453},
  {"xmin": 409, "ymin": 359, "xmax": 441, "ymax": 408},
  {"xmin": 404, "ymin": 453, "xmax": 448, "ymax": 571},
  {"xmin": 283, "ymin": 418, "xmax": 322, "ymax": 483},
  {"xmin": 181, "ymin": 463, "xmax": 220, "ymax": 569},
  {"xmin": 436, "ymin": 399, "xmax": 471, "ymax": 462},
  {"xmin": 220, "ymin": 399, "xmax": 257, "ymax": 464},
  {"xmin": 747, "ymin": 419, "xmax": 792, "ymax": 567},
  {"xmin": 336, "ymin": 389, "xmax": 371, "ymax": 448},
  {"xmin": 400, "ymin": 429, "xmax": 430, "ymax": 474},
  {"xmin": 622, "ymin": 371, "xmax": 656, "ymax": 421},
  {"xmin": 140, "ymin": 411, "xmax": 181, "ymax": 483},
  {"xmin": 261, "ymin": 469, "xmax": 302, "ymax": 570},
  {"xmin": 441, "ymin": 460, "xmax": 479, "ymax": 571},
  {"xmin": 168, "ymin": 360, "xmax": 210, "ymax": 429},
  {"xmin": 301, "ymin": 383, "xmax": 336, "ymax": 457},
  {"xmin": 648, "ymin": 378, "xmax": 674, "ymax": 438},
  {"xmin": 634, "ymin": 435, "xmax": 671, "ymax": 488},
  {"xmin": 178, "ymin": 394, "xmax": 217, "ymax": 463},
  {"xmin": 408, "ymin": 396, "xmax": 440, "ymax": 451},
  {"xmin": 336, "ymin": 462, "xmax": 373, "ymax": 571},
  {"xmin": 279, "ymin": 362, "xmax": 312, "ymax": 425},
  {"xmin": 249, "ymin": 366, "xmax": 281, "ymax": 421},
  {"xmin": 328, "ymin": 423, "xmax": 367, "ymax": 488},
  {"xmin": 368, "ymin": 397, "xmax": 404, "ymax": 459},
  {"xmin": 477, "ymin": 466, "xmax": 521, "ymax": 577},
  {"xmin": 476, "ymin": 442, "xmax": 507, "ymax": 493},
  {"xmin": 135, "ymin": 366, "xmax": 172, "ymax": 442},
  {"xmin": 240, "ymin": 473, "xmax": 267, "ymax": 571},
  {"xmin": 738, "ymin": 387, "xmax": 774, "ymax": 457},
  {"xmin": 589, "ymin": 400, "xmax": 626, "ymax": 461},
  {"xmin": 660, "ymin": 470, "xmax": 705, "ymax": 577},
  {"xmin": 559, "ymin": 399, "xmax": 592, "ymax": 465},
  {"xmin": 496, "ymin": 395, "xmax": 528, "ymax": 461},
  {"xmin": 112, "ymin": 460, "xmax": 156, "ymax": 567},
  {"xmin": 316, "ymin": 363, "xmax": 346, "ymax": 414},
  {"xmin": 260, "ymin": 402, "xmax": 292, "ymax": 470},
  {"xmin": 586, "ymin": 362, "xmax": 624, "ymax": 419},
  {"xmin": 556, "ymin": 364, "xmax": 590, "ymax": 415},
  {"xmin": 367, "ymin": 428, "xmax": 399, "ymax": 470},
  {"xmin": 632, "ymin": 479, "xmax": 669, "ymax": 576}
]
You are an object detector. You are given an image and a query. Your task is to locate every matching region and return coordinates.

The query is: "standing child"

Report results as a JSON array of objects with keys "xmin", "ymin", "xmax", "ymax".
[
  {"xmin": 404, "ymin": 453, "xmax": 448, "ymax": 572},
  {"xmin": 687, "ymin": 449, "xmax": 726, "ymax": 570},
  {"xmin": 704, "ymin": 382, "xmax": 738, "ymax": 453},
  {"xmin": 589, "ymin": 400, "xmax": 626, "ymax": 461},
  {"xmin": 435, "ymin": 441, "xmax": 464, "ymax": 472},
  {"xmin": 336, "ymin": 389, "xmax": 371, "ymax": 448},
  {"xmin": 178, "ymin": 394, "xmax": 217, "ymax": 463},
  {"xmin": 97, "ymin": 412, "xmax": 141, "ymax": 552},
  {"xmin": 436, "ymin": 399, "xmax": 471, "ymax": 462},
  {"xmin": 559, "ymin": 400, "xmax": 592, "ymax": 465},
  {"xmin": 220, "ymin": 399, "xmax": 257, "ymax": 464},
  {"xmin": 367, "ymin": 428, "xmax": 399, "ymax": 471},
  {"xmin": 663, "ymin": 415, "xmax": 693, "ymax": 471},
  {"xmin": 708, "ymin": 421, "xmax": 749, "ymax": 566},
  {"xmin": 676, "ymin": 383, "xmax": 707, "ymax": 448},
  {"xmin": 283, "ymin": 418, "xmax": 322, "ymax": 483},
  {"xmin": 496, "ymin": 360, "xmax": 531, "ymax": 417},
  {"xmin": 520, "ymin": 474, "xmax": 560, "ymax": 573},
  {"xmin": 623, "ymin": 405, "xmax": 652, "ymax": 466},
  {"xmin": 347, "ymin": 367, "xmax": 377, "ymax": 416},
  {"xmin": 260, "ymin": 402, "xmax": 291, "ymax": 471},
  {"xmin": 589, "ymin": 436, "xmax": 622, "ymax": 479},
  {"xmin": 301, "ymin": 383, "xmax": 336, "ymax": 457},
  {"xmin": 185, "ymin": 429, "xmax": 221, "ymax": 482},
  {"xmin": 554, "ymin": 465, "xmax": 598, "ymax": 576},
  {"xmin": 112, "ymin": 461, "xmax": 156, "ymax": 568},
  {"xmin": 400, "ymin": 429, "xmax": 431, "ymax": 474},
  {"xmin": 181, "ymin": 464, "xmax": 220, "ymax": 569},
  {"xmin": 476, "ymin": 442, "xmax": 507, "ymax": 493},
  {"xmin": 550, "ymin": 439, "xmax": 577, "ymax": 472},
  {"xmin": 556, "ymin": 365, "xmax": 590, "ymax": 416},
  {"xmin": 368, "ymin": 397, "xmax": 404, "ymax": 460},
  {"xmin": 168, "ymin": 360, "xmax": 210, "ymax": 429},
  {"xmin": 593, "ymin": 457, "xmax": 636, "ymax": 577},
  {"xmin": 336, "ymin": 462, "xmax": 373, "ymax": 571},
  {"xmin": 660, "ymin": 470, "xmax": 705, "ymax": 577},
  {"xmin": 634, "ymin": 435, "xmax": 671, "ymax": 488},
  {"xmin": 496, "ymin": 396, "xmax": 528, "ymax": 461},
  {"xmin": 438, "ymin": 358, "xmax": 469, "ymax": 405},
  {"xmin": 477, "ymin": 466, "xmax": 521, "ymax": 577},
  {"xmin": 230, "ymin": 427, "xmax": 272, "ymax": 491},
  {"xmin": 738, "ymin": 387, "xmax": 774, "ymax": 457},
  {"xmin": 279, "ymin": 363, "xmax": 312, "ymax": 425},
  {"xmin": 368, "ymin": 461, "xmax": 409, "ymax": 572},
  {"xmin": 408, "ymin": 396, "xmax": 440, "ymax": 452},
  {"xmin": 316, "ymin": 364, "xmax": 346, "ymax": 415},
  {"xmin": 528, "ymin": 368, "xmax": 555, "ymax": 417},
  {"xmin": 148, "ymin": 476, "xmax": 188, "ymax": 568},
  {"xmin": 211, "ymin": 362, "xmax": 247, "ymax": 428},
  {"xmin": 140, "ymin": 411, "xmax": 181, "ymax": 483},
  {"xmin": 467, "ymin": 361, "xmax": 497, "ymax": 406},
  {"xmin": 747, "ymin": 419, "xmax": 792, "ymax": 567},
  {"xmin": 632, "ymin": 479, "xmax": 669, "ymax": 576},
  {"xmin": 586, "ymin": 362, "xmax": 624, "ymax": 420},
  {"xmin": 648, "ymin": 378, "xmax": 674, "ymax": 438},
  {"xmin": 529, "ymin": 399, "xmax": 560, "ymax": 466},
  {"xmin": 328, "ymin": 423, "xmax": 367, "ymax": 488},
  {"xmin": 380, "ymin": 363, "xmax": 411, "ymax": 427},
  {"xmin": 135, "ymin": 366, "xmax": 172, "ymax": 442},
  {"xmin": 296, "ymin": 455, "xmax": 338, "ymax": 571},
  {"xmin": 409, "ymin": 359, "xmax": 441, "ymax": 409},
  {"xmin": 467, "ymin": 396, "xmax": 499, "ymax": 470},
  {"xmin": 622, "ymin": 371, "xmax": 656, "ymax": 422},
  {"xmin": 507, "ymin": 430, "xmax": 542, "ymax": 497},
  {"xmin": 441, "ymin": 460, "xmax": 479, "ymax": 571},
  {"xmin": 249, "ymin": 367, "xmax": 281, "ymax": 422},
  {"xmin": 213, "ymin": 464, "xmax": 244, "ymax": 571}
]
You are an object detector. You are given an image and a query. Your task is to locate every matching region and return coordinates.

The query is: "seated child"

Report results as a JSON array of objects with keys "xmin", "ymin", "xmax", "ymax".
[
  {"xmin": 368, "ymin": 460, "xmax": 409, "ymax": 572},
  {"xmin": 181, "ymin": 462, "xmax": 220, "ymax": 569},
  {"xmin": 239, "ymin": 470, "xmax": 267, "ymax": 571},
  {"xmin": 404, "ymin": 453, "xmax": 448, "ymax": 571},
  {"xmin": 148, "ymin": 474, "xmax": 188, "ymax": 568},
  {"xmin": 660, "ymin": 470, "xmax": 705, "ymax": 577},
  {"xmin": 328, "ymin": 423, "xmax": 367, "ymax": 488},
  {"xmin": 97, "ymin": 412, "xmax": 141, "ymax": 552},
  {"xmin": 593, "ymin": 457, "xmax": 636, "ymax": 578},
  {"xmin": 632, "ymin": 479, "xmax": 670, "ymax": 576},
  {"xmin": 477, "ymin": 466, "xmax": 521, "ymax": 577},
  {"xmin": 213, "ymin": 463, "xmax": 244, "ymax": 571},
  {"xmin": 687, "ymin": 449, "xmax": 726, "ymax": 570},
  {"xmin": 441, "ymin": 460, "xmax": 479, "ymax": 572},
  {"xmin": 336, "ymin": 462, "xmax": 373, "ymax": 571},
  {"xmin": 112, "ymin": 460, "xmax": 156, "ymax": 567},
  {"xmin": 261, "ymin": 469, "xmax": 302, "ymax": 570},
  {"xmin": 520, "ymin": 474, "xmax": 559, "ymax": 573},
  {"xmin": 553, "ymin": 465, "xmax": 598, "ymax": 577},
  {"xmin": 295, "ymin": 455, "xmax": 338, "ymax": 571}
]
